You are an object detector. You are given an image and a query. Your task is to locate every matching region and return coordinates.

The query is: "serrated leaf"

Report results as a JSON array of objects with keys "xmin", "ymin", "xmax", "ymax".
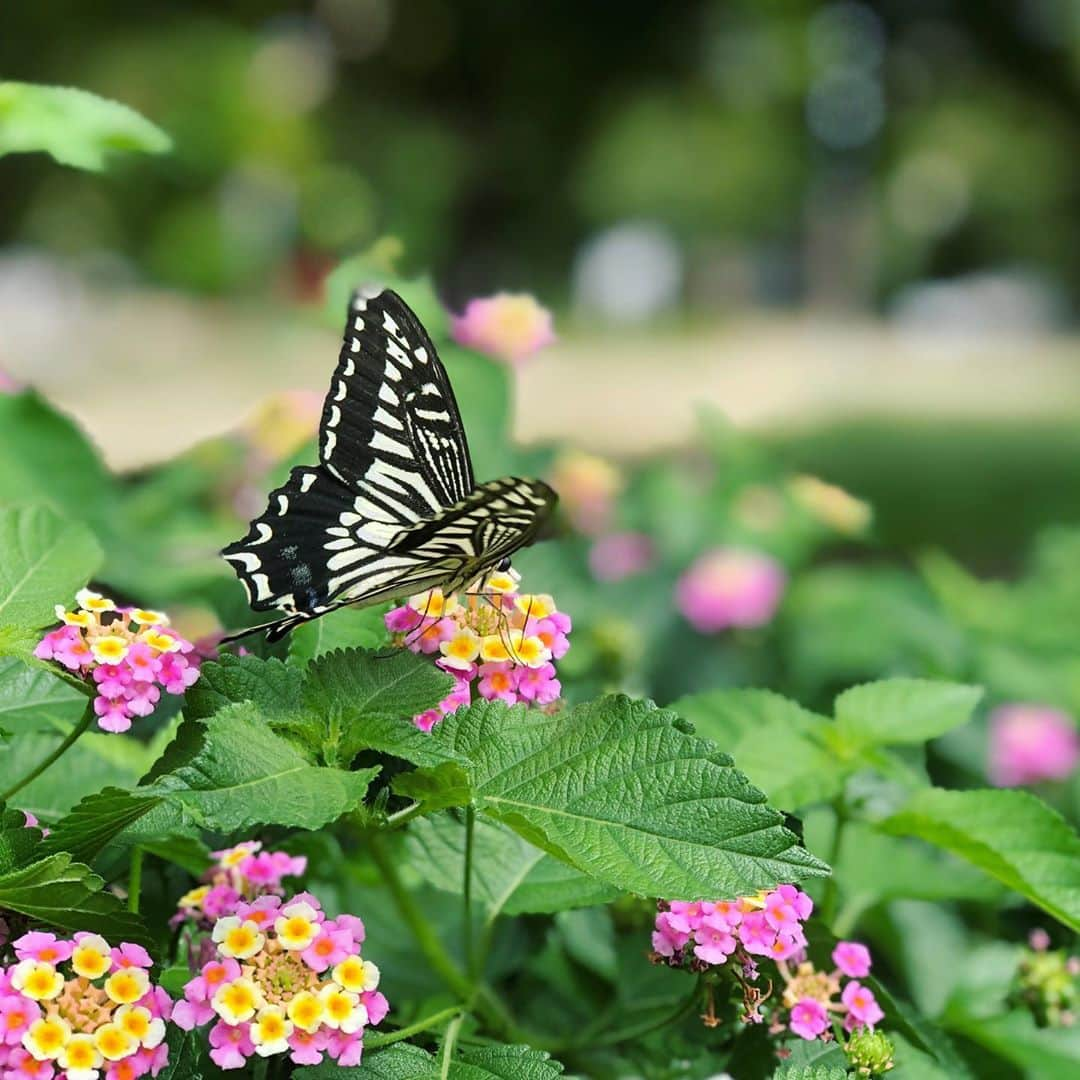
[
  {"xmin": 672, "ymin": 688, "xmax": 844, "ymax": 808},
  {"xmin": 882, "ymin": 787, "xmax": 1080, "ymax": 932},
  {"xmin": 434, "ymin": 696, "xmax": 829, "ymax": 899},
  {"xmin": 0, "ymin": 81, "xmax": 171, "ymax": 170},
  {"xmin": 302, "ymin": 647, "xmax": 458, "ymax": 767},
  {"xmin": 298, "ymin": 1042, "xmax": 565, "ymax": 1080},
  {"xmin": 147, "ymin": 702, "xmax": 378, "ymax": 831},
  {"xmin": 184, "ymin": 653, "xmax": 304, "ymax": 721},
  {"xmin": 288, "ymin": 604, "xmax": 390, "ymax": 666},
  {"xmin": 771, "ymin": 1066, "xmax": 848, "ymax": 1080},
  {"xmin": 0, "ymin": 806, "xmax": 42, "ymax": 873},
  {"xmin": 833, "ymin": 678, "xmax": 982, "ymax": 749},
  {"xmin": 154, "ymin": 1025, "xmax": 205, "ymax": 1080},
  {"xmin": 392, "ymin": 762, "xmax": 472, "ymax": 813},
  {"xmin": 0, "ymin": 853, "xmax": 151, "ymax": 946},
  {"xmin": 40, "ymin": 787, "xmax": 163, "ymax": 866},
  {"xmin": 0, "ymin": 503, "xmax": 103, "ymax": 637},
  {"xmin": 0, "ymin": 657, "xmax": 87, "ymax": 734}
]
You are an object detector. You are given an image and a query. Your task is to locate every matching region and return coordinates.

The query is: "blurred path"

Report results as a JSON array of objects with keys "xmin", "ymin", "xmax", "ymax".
[{"xmin": 4, "ymin": 284, "xmax": 1080, "ymax": 470}]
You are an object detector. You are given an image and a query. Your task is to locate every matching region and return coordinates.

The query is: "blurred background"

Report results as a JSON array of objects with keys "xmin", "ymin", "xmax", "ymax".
[{"xmin": 2, "ymin": 0, "xmax": 1080, "ymax": 565}]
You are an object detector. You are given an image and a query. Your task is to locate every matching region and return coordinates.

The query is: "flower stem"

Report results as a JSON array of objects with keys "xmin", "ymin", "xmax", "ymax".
[
  {"xmin": 366, "ymin": 831, "xmax": 474, "ymax": 1002},
  {"xmin": 440, "ymin": 1013, "xmax": 465, "ymax": 1079},
  {"xmin": 365, "ymin": 1005, "xmax": 462, "ymax": 1049},
  {"xmin": 463, "ymin": 805, "xmax": 475, "ymax": 979},
  {"xmin": 1, "ymin": 698, "xmax": 95, "ymax": 802},
  {"xmin": 128, "ymin": 847, "xmax": 144, "ymax": 914},
  {"xmin": 385, "ymin": 801, "xmax": 424, "ymax": 829}
]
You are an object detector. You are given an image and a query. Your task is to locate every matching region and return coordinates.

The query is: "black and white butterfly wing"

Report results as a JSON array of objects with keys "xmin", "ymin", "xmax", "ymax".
[{"xmin": 221, "ymin": 287, "xmax": 555, "ymax": 640}]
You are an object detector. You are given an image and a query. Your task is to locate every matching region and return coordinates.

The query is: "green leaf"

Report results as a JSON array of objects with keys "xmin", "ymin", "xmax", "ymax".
[
  {"xmin": 833, "ymin": 678, "xmax": 983, "ymax": 749},
  {"xmin": 435, "ymin": 696, "xmax": 829, "ymax": 898},
  {"xmin": 0, "ymin": 806, "xmax": 43, "ymax": 873},
  {"xmin": 501, "ymin": 853, "xmax": 620, "ymax": 915},
  {"xmin": 0, "ymin": 853, "xmax": 151, "ymax": 945},
  {"xmin": 154, "ymin": 1026, "xmax": 205, "ymax": 1080},
  {"xmin": 0, "ymin": 82, "xmax": 171, "ymax": 170},
  {"xmin": 40, "ymin": 787, "xmax": 163, "ymax": 866},
  {"xmin": 554, "ymin": 907, "xmax": 617, "ymax": 981},
  {"xmin": 771, "ymin": 1066, "xmax": 848, "ymax": 1080},
  {"xmin": 671, "ymin": 688, "xmax": 844, "ymax": 808},
  {"xmin": 147, "ymin": 702, "xmax": 378, "ymax": 831},
  {"xmin": 948, "ymin": 1009, "xmax": 1080, "ymax": 1079},
  {"xmin": 393, "ymin": 762, "xmax": 473, "ymax": 813},
  {"xmin": 184, "ymin": 653, "xmax": 304, "ymax": 722},
  {"xmin": 298, "ymin": 1042, "xmax": 566, "ymax": 1079},
  {"xmin": 0, "ymin": 657, "xmax": 87, "ymax": 734},
  {"xmin": 302, "ymin": 648, "xmax": 458, "ymax": 767},
  {"xmin": 0, "ymin": 503, "xmax": 103, "ymax": 638},
  {"xmin": 287, "ymin": 604, "xmax": 390, "ymax": 666},
  {"xmin": 882, "ymin": 787, "xmax": 1080, "ymax": 931}
]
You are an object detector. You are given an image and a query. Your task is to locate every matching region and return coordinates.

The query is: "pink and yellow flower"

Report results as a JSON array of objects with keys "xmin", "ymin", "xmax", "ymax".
[
  {"xmin": 988, "ymin": 704, "xmax": 1080, "ymax": 787},
  {"xmin": 675, "ymin": 548, "xmax": 785, "ymax": 634},
  {"xmin": 450, "ymin": 292, "xmax": 556, "ymax": 366}
]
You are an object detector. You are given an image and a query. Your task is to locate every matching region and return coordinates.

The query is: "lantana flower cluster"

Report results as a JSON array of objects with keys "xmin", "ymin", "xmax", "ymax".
[
  {"xmin": 651, "ymin": 888, "xmax": 884, "ymax": 1042},
  {"xmin": 385, "ymin": 571, "xmax": 570, "ymax": 731},
  {"xmin": 0, "ymin": 932, "xmax": 171, "ymax": 1080},
  {"xmin": 34, "ymin": 590, "xmax": 200, "ymax": 733},
  {"xmin": 1013, "ymin": 928, "xmax": 1079, "ymax": 1027},
  {"xmin": 172, "ymin": 892, "xmax": 386, "ymax": 1070},
  {"xmin": 675, "ymin": 548, "xmax": 786, "ymax": 634},
  {"xmin": 174, "ymin": 841, "xmax": 308, "ymax": 929}
]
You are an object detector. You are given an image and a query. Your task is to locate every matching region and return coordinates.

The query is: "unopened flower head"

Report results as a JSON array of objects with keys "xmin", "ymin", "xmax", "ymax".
[
  {"xmin": 988, "ymin": 704, "xmax": 1080, "ymax": 787},
  {"xmin": 548, "ymin": 451, "xmax": 623, "ymax": 537},
  {"xmin": 174, "ymin": 842, "xmax": 307, "ymax": 927},
  {"xmin": 385, "ymin": 572, "xmax": 570, "ymax": 730},
  {"xmin": 652, "ymin": 893, "xmax": 885, "ymax": 1044},
  {"xmin": 675, "ymin": 548, "xmax": 785, "ymax": 634},
  {"xmin": 450, "ymin": 292, "xmax": 556, "ymax": 366},
  {"xmin": 34, "ymin": 592, "xmax": 201, "ymax": 734},
  {"xmin": 173, "ymin": 889, "xmax": 386, "ymax": 1071},
  {"xmin": 0, "ymin": 932, "xmax": 170, "ymax": 1078}
]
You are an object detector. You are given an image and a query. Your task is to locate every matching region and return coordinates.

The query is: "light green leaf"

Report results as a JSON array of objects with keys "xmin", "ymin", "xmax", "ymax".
[
  {"xmin": 771, "ymin": 1066, "xmax": 848, "ymax": 1080},
  {"xmin": 501, "ymin": 853, "xmax": 619, "ymax": 915},
  {"xmin": 287, "ymin": 604, "xmax": 390, "ymax": 666},
  {"xmin": 434, "ymin": 696, "xmax": 829, "ymax": 899},
  {"xmin": 184, "ymin": 654, "xmax": 304, "ymax": 722},
  {"xmin": 948, "ymin": 1009, "xmax": 1080, "ymax": 1079},
  {"xmin": 833, "ymin": 678, "xmax": 982, "ymax": 749},
  {"xmin": 147, "ymin": 702, "xmax": 378, "ymax": 831},
  {"xmin": 392, "ymin": 762, "xmax": 473, "ymax": 813},
  {"xmin": 672, "ymin": 688, "xmax": 843, "ymax": 808},
  {"xmin": 0, "ymin": 82, "xmax": 170, "ymax": 170},
  {"xmin": 298, "ymin": 1042, "xmax": 566, "ymax": 1079},
  {"xmin": 883, "ymin": 787, "xmax": 1080, "ymax": 931},
  {"xmin": 0, "ymin": 503, "xmax": 103, "ymax": 637},
  {"xmin": 0, "ymin": 853, "xmax": 151, "ymax": 945},
  {"xmin": 302, "ymin": 647, "xmax": 458, "ymax": 767},
  {"xmin": 0, "ymin": 657, "xmax": 86, "ymax": 734}
]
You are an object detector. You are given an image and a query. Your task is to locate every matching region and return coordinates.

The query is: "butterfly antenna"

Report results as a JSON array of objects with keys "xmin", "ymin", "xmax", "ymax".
[{"xmin": 401, "ymin": 591, "xmax": 437, "ymax": 651}]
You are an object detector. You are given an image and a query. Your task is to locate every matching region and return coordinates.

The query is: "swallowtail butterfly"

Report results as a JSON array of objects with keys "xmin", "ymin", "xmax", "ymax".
[{"xmin": 222, "ymin": 286, "xmax": 558, "ymax": 642}]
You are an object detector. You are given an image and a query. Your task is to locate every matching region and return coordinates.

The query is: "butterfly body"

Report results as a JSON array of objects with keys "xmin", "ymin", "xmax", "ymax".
[{"xmin": 222, "ymin": 287, "xmax": 557, "ymax": 641}]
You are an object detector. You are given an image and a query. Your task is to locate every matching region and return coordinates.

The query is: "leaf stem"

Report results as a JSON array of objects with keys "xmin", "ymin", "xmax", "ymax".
[
  {"xmin": 1, "ymin": 698, "xmax": 95, "ymax": 802},
  {"xmin": 463, "ymin": 805, "xmax": 475, "ymax": 979},
  {"xmin": 440, "ymin": 1013, "xmax": 465, "ymax": 1080},
  {"xmin": 385, "ymin": 801, "xmax": 424, "ymax": 829},
  {"xmin": 128, "ymin": 847, "xmax": 143, "ymax": 914},
  {"xmin": 820, "ymin": 795, "xmax": 847, "ymax": 927},
  {"xmin": 365, "ymin": 1005, "xmax": 462, "ymax": 1049}
]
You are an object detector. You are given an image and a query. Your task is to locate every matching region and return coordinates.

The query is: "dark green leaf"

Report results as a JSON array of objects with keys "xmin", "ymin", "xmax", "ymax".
[
  {"xmin": 435, "ymin": 696, "xmax": 829, "ymax": 898},
  {"xmin": 288, "ymin": 604, "xmax": 390, "ymax": 666},
  {"xmin": 184, "ymin": 653, "xmax": 304, "ymax": 722},
  {"xmin": 0, "ymin": 658, "xmax": 86, "ymax": 734},
  {"xmin": 40, "ymin": 787, "xmax": 163, "ymax": 866},
  {"xmin": 147, "ymin": 702, "xmax": 378, "ymax": 831},
  {"xmin": 298, "ymin": 1042, "xmax": 565, "ymax": 1080},
  {"xmin": 392, "ymin": 763, "xmax": 473, "ymax": 813},
  {"xmin": 0, "ymin": 853, "xmax": 151, "ymax": 946},
  {"xmin": 0, "ymin": 806, "xmax": 42, "ymax": 873}
]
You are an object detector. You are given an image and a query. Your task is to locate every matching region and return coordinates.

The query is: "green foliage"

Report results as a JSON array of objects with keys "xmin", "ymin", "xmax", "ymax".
[
  {"xmin": 0, "ymin": 657, "xmax": 87, "ymax": 734},
  {"xmin": 432, "ymin": 696, "xmax": 828, "ymax": 898},
  {"xmin": 287, "ymin": 604, "xmax": 390, "ymax": 665},
  {"xmin": 0, "ymin": 81, "xmax": 171, "ymax": 169},
  {"xmin": 0, "ymin": 502, "xmax": 103, "ymax": 657},
  {"xmin": 771, "ymin": 1066, "xmax": 849, "ymax": 1080},
  {"xmin": 146, "ymin": 702, "xmax": 379, "ymax": 831},
  {"xmin": 833, "ymin": 679, "xmax": 983, "ymax": 750},
  {"xmin": 883, "ymin": 788, "xmax": 1080, "ymax": 932},
  {"xmin": 298, "ymin": 1042, "xmax": 565, "ymax": 1078}
]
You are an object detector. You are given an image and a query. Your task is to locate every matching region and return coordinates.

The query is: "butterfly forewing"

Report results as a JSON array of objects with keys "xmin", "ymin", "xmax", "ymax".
[{"xmin": 221, "ymin": 287, "xmax": 557, "ymax": 639}]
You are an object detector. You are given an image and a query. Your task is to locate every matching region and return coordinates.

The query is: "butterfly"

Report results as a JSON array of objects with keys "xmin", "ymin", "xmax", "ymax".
[{"xmin": 222, "ymin": 286, "xmax": 558, "ymax": 642}]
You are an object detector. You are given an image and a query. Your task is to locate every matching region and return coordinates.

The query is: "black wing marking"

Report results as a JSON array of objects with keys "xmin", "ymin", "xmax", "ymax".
[{"xmin": 320, "ymin": 286, "xmax": 474, "ymax": 518}]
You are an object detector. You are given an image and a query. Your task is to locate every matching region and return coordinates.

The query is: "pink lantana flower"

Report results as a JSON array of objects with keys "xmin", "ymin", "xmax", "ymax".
[
  {"xmin": 842, "ymin": 980, "xmax": 885, "ymax": 1031},
  {"xmin": 588, "ymin": 531, "xmax": 656, "ymax": 582},
  {"xmin": 450, "ymin": 293, "xmax": 556, "ymax": 365},
  {"xmin": 833, "ymin": 940, "xmax": 872, "ymax": 979},
  {"xmin": 988, "ymin": 704, "xmax": 1080, "ymax": 786},
  {"xmin": 676, "ymin": 548, "xmax": 786, "ymax": 634},
  {"xmin": 789, "ymin": 997, "xmax": 830, "ymax": 1040}
]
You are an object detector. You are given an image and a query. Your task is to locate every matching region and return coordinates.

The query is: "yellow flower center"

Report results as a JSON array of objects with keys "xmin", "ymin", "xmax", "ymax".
[
  {"xmin": 72, "ymin": 946, "xmax": 111, "ymax": 980},
  {"xmin": 105, "ymin": 968, "xmax": 149, "ymax": 1005},
  {"xmin": 287, "ymin": 992, "xmax": 324, "ymax": 1032},
  {"xmin": 62, "ymin": 1035, "xmax": 98, "ymax": 1068},
  {"xmin": 21, "ymin": 965, "xmax": 63, "ymax": 1001},
  {"xmin": 91, "ymin": 636, "xmax": 130, "ymax": 663},
  {"xmin": 117, "ymin": 1007, "xmax": 151, "ymax": 1040},
  {"xmin": 26, "ymin": 1017, "xmax": 69, "ymax": 1058},
  {"xmin": 94, "ymin": 1022, "xmax": 136, "ymax": 1061},
  {"xmin": 333, "ymin": 958, "xmax": 365, "ymax": 992}
]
